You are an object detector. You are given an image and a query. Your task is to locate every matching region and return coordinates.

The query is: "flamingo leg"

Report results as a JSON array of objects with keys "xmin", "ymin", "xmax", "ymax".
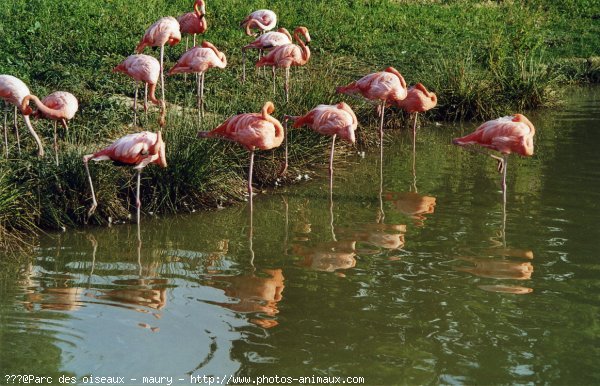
[
  {"xmin": 379, "ymin": 100, "xmax": 385, "ymax": 177},
  {"xmin": 136, "ymin": 169, "xmax": 141, "ymax": 225},
  {"xmin": 193, "ymin": 33, "xmax": 196, "ymax": 47},
  {"xmin": 412, "ymin": 112, "xmax": 418, "ymax": 154},
  {"xmin": 144, "ymin": 83, "xmax": 148, "ymax": 114},
  {"xmin": 501, "ymin": 154, "xmax": 508, "ymax": 205},
  {"xmin": 133, "ymin": 81, "xmax": 139, "ymax": 127},
  {"xmin": 159, "ymin": 44, "xmax": 166, "ymax": 127},
  {"xmin": 378, "ymin": 100, "xmax": 385, "ymax": 146},
  {"xmin": 197, "ymin": 72, "xmax": 202, "ymax": 123},
  {"xmin": 184, "ymin": 36, "xmax": 189, "ymax": 82},
  {"xmin": 83, "ymin": 157, "xmax": 98, "ymax": 218},
  {"xmin": 3, "ymin": 111, "xmax": 8, "ymax": 158},
  {"xmin": 200, "ymin": 71, "xmax": 205, "ymax": 119},
  {"xmin": 248, "ymin": 149, "xmax": 255, "ymax": 215},
  {"xmin": 242, "ymin": 49, "xmax": 246, "ymax": 83},
  {"xmin": 285, "ymin": 67, "xmax": 290, "ymax": 103},
  {"xmin": 23, "ymin": 114, "xmax": 44, "ymax": 157},
  {"xmin": 329, "ymin": 166, "xmax": 337, "ymax": 242},
  {"xmin": 14, "ymin": 107, "xmax": 21, "ymax": 156},
  {"xmin": 53, "ymin": 120, "xmax": 59, "ymax": 166},
  {"xmin": 272, "ymin": 66, "xmax": 276, "ymax": 95},
  {"xmin": 329, "ymin": 134, "xmax": 337, "ymax": 193},
  {"xmin": 280, "ymin": 116, "xmax": 288, "ymax": 176}
]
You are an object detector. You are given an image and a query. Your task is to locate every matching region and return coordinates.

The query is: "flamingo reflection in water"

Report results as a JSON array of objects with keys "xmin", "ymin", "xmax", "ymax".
[
  {"xmin": 344, "ymin": 223, "xmax": 407, "ymax": 254},
  {"xmin": 208, "ymin": 269, "xmax": 285, "ymax": 329},
  {"xmin": 455, "ymin": 189, "xmax": 535, "ymax": 294},
  {"xmin": 22, "ymin": 271, "xmax": 84, "ymax": 312}
]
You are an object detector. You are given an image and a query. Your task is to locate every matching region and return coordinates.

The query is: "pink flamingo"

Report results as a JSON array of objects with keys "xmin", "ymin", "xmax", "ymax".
[
  {"xmin": 136, "ymin": 16, "xmax": 182, "ymax": 126},
  {"xmin": 336, "ymin": 67, "xmax": 407, "ymax": 149},
  {"xmin": 83, "ymin": 131, "xmax": 167, "ymax": 224},
  {"xmin": 23, "ymin": 91, "xmax": 78, "ymax": 165},
  {"xmin": 168, "ymin": 41, "xmax": 227, "ymax": 120},
  {"xmin": 452, "ymin": 114, "xmax": 535, "ymax": 201},
  {"xmin": 0, "ymin": 75, "xmax": 44, "ymax": 157},
  {"xmin": 240, "ymin": 9, "xmax": 277, "ymax": 36},
  {"xmin": 197, "ymin": 101, "xmax": 283, "ymax": 210},
  {"xmin": 286, "ymin": 103, "xmax": 357, "ymax": 188},
  {"xmin": 242, "ymin": 27, "xmax": 292, "ymax": 83},
  {"xmin": 393, "ymin": 83, "xmax": 437, "ymax": 151},
  {"xmin": 177, "ymin": 0, "xmax": 207, "ymax": 50},
  {"xmin": 113, "ymin": 54, "xmax": 161, "ymax": 126},
  {"xmin": 256, "ymin": 26, "xmax": 311, "ymax": 102}
]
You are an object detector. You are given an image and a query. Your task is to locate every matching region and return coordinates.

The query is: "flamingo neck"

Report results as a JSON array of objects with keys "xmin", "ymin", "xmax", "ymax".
[
  {"xmin": 294, "ymin": 31, "xmax": 311, "ymax": 64},
  {"xmin": 148, "ymin": 83, "xmax": 160, "ymax": 105},
  {"xmin": 194, "ymin": 1, "xmax": 205, "ymax": 18},
  {"xmin": 23, "ymin": 95, "xmax": 66, "ymax": 120}
]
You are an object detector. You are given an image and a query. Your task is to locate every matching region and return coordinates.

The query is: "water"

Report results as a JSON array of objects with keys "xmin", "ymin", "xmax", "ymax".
[{"xmin": 1, "ymin": 88, "xmax": 600, "ymax": 385}]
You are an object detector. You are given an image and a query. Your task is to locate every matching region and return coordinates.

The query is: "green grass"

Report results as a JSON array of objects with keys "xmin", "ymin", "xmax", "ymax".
[{"xmin": 0, "ymin": 0, "xmax": 598, "ymax": 245}]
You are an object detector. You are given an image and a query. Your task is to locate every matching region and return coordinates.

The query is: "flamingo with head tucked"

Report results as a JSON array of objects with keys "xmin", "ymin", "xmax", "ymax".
[
  {"xmin": 23, "ymin": 91, "xmax": 78, "ymax": 165},
  {"xmin": 452, "ymin": 114, "xmax": 535, "ymax": 202},
  {"xmin": 197, "ymin": 101, "xmax": 283, "ymax": 211},
  {"xmin": 393, "ymin": 83, "xmax": 437, "ymax": 151},
  {"xmin": 113, "ymin": 54, "xmax": 161, "ymax": 126},
  {"xmin": 242, "ymin": 27, "xmax": 292, "ymax": 83},
  {"xmin": 83, "ymin": 131, "xmax": 167, "ymax": 224},
  {"xmin": 169, "ymin": 41, "xmax": 227, "ymax": 121},
  {"xmin": 177, "ymin": 0, "xmax": 207, "ymax": 50},
  {"xmin": 336, "ymin": 67, "xmax": 407, "ymax": 152},
  {"xmin": 0, "ymin": 75, "xmax": 44, "ymax": 157},
  {"xmin": 240, "ymin": 9, "xmax": 277, "ymax": 36},
  {"xmin": 256, "ymin": 26, "xmax": 311, "ymax": 102},
  {"xmin": 136, "ymin": 16, "xmax": 182, "ymax": 127},
  {"xmin": 286, "ymin": 103, "xmax": 357, "ymax": 186}
]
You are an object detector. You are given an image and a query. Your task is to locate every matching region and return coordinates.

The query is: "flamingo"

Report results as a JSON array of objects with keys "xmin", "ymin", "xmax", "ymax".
[
  {"xmin": 135, "ymin": 16, "xmax": 182, "ymax": 127},
  {"xmin": 168, "ymin": 41, "xmax": 227, "ymax": 121},
  {"xmin": 242, "ymin": 27, "xmax": 292, "ymax": 83},
  {"xmin": 336, "ymin": 67, "xmax": 407, "ymax": 152},
  {"xmin": 256, "ymin": 26, "xmax": 311, "ymax": 102},
  {"xmin": 0, "ymin": 75, "xmax": 44, "ymax": 157},
  {"xmin": 177, "ymin": 0, "xmax": 207, "ymax": 51},
  {"xmin": 393, "ymin": 83, "xmax": 437, "ymax": 152},
  {"xmin": 240, "ymin": 9, "xmax": 277, "ymax": 36},
  {"xmin": 22, "ymin": 91, "xmax": 78, "ymax": 165},
  {"xmin": 197, "ymin": 101, "xmax": 283, "ymax": 210},
  {"xmin": 113, "ymin": 54, "xmax": 161, "ymax": 127},
  {"xmin": 286, "ymin": 103, "xmax": 357, "ymax": 188},
  {"xmin": 452, "ymin": 113, "xmax": 535, "ymax": 202},
  {"xmin": 83, "ymin": 131, "xmax": 167, "ymax": 224}
]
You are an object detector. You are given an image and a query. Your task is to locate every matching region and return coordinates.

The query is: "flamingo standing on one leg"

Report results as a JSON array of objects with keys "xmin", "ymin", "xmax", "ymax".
[
  {"xmin": 197, "ymin": 101, "xmax": 283, "ymax": 212},
  {"xmin": 177, "ymin": 0, "xmax": 207, "ymax": 51},
  {"xmin": 256, "ymin": 26, "xmax": 311, "ymax": 102},
  {"xmin": 242, "ymin": 27, "xmax": 292, "ymax": 83},
  {"xmin": 0, "ymin": 75, "xmax": 44, "ymax": 157},
  {"xmin": 83, "ymin": 131, "xmax": 167, "ymax": 224},
  {"xmin": 452, "ymin": 114, "xmax": 535, "ymax": 203},
  {"xmin": 169, "ymin": 41, "xmax": 227, "ymax": 121},
  {"xmin": 393, "ymin": 83, "xmax": 437, "ymax": 153},
  {"xmin": 23, "ymin": 92, "xmax": 78, "ymax": 165},
  {"xmin": 336, "ymin": 67, "xmax": 408, "ymax": 152},
  {"xmin": 113, "ymin": 54, "xmax": 161, "ymax": 126},
  {"xmin": 286, "ymin": 103, "xmax": 357, "ymax": 190},
  {"xmin": 136, "ymin": 16, "xmax": 182, "ymax": 127}
]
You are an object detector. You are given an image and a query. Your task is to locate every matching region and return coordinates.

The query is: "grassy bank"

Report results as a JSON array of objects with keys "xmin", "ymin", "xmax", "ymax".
[{"xmin": 0, "ymin": 0, "xmax": 598, "ymax": 249}]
